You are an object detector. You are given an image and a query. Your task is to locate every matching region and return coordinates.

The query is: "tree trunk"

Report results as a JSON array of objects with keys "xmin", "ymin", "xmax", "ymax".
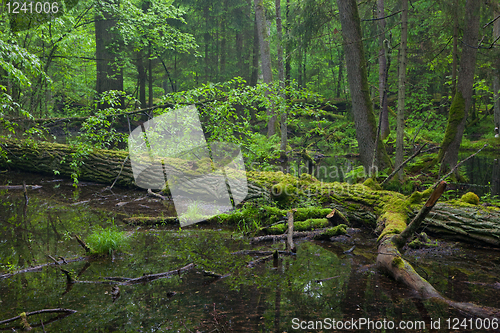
[
  {"xmin": 377, "ymin": 0, "xmax": 389, "ymax": 140},
  {"xmin": 451, "ymin": 0, "xmax": 459, "ymax": 96},
  {"xmin": 276, "ymin": 0, "xmax": 287, "ymax": 152},
  {"xmin": 437, "ymin": 0, "xmax": 480, "ymax": 174},
  {"xmin": 250, "ymin": 12, "xmax": 259, "ymax": 86},
  {"xmin": 148, "ymin": 45, "xmax": 153, "ymax": 107},
  {"xmin": 395, "ymin": 0, "xmax": 408, "ymax": 179},
  {"xmin": 95, "ymin": 0, "xmax": 124, "ymax": 109},
  {"xmin": 254, "ymin": 0, "xmax": 275, "ymax": 136},
  {"xmin": 336, "ymin": 0, "xmax": 391, "ymax": 170},
  {"xmin": 137, "ymin": 52, "xmax": 147, "ymax": 108},
  {"xmin": 494, "ymin": 8, "xmax": 500, "ymax": 130}
]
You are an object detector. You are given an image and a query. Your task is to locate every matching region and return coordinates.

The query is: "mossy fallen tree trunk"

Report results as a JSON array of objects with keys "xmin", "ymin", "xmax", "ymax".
[{"xmin": 2, "ymin": 140, "xmax": 500, "ymax": 317}]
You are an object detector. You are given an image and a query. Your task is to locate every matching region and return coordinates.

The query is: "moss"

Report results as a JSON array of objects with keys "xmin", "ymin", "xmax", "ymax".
[
  {"xmin": 407, "ymin": 191, "xmax": 423, "ymax": 205},
  {"xmin": 313, "ymin": 224, "xmax": 348, "ymax": 240},
  {"xmin": 363, "ymin": 177, "xmax": 382, "ymax": 190},
  {"xmin": 460, "ymin": 192, "xmax": 479, "ymax": 205},
  {"xmin": 436, "ymin": 92, "xmax": 465, "ymax": 163},
  {"xmin": 271, "ymin": 182, "xmax": 297, "ymax": 202},
  {"xmin": 265, "ymin": 218, "xmax": 330, "ymax": 235},
  {"xmin": 392, "ymin": 256, "xmax": 405, "ymax": 269},
  {"xmin": 377, "ymin": 194, "xmax": 408, "ymax": 241},
  {"xmin": 293, "ymin": 207, "xmax": 332, "ymax": 221}
]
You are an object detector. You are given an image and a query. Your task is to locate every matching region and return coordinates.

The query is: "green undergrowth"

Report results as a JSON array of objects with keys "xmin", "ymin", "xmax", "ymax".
[
  {"xmin": 265, "ymin": 218, "xmax": 330, "ymax": 235},
  {"xmin": 86, "ymin": 226, "xmax": 129, "ymax": 255}
]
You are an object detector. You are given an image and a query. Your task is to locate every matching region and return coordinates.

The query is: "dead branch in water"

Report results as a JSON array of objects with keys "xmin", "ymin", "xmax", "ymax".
[{"xmin": 0, "ymin": 309, "xmax": 77, "ymax": 325}]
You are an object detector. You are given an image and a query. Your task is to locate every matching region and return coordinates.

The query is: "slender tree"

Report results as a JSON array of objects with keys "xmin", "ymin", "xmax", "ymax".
[
  {"xmin": 95, "ymin": 0, "xmax": 124, "ymax": 109},
  {"xmin": 254, "ymin": 0, "xmax": 276, "ymax": 136},
  {"xmin": 436, "ymin": 0, "xmax": 481, "ymax": 174},
  {"xmin": 377, "ymin": 0, "xmax": 390, "ymax": 140},
  {"xmin": 494, "ymin": 8, "xmax": 500, "ymax": 131},
  {"xmin": 395, "ymin": 0, "xmax": 408, "ymax": 179},
  {"xmin": 337, "ymin": 0, "xmax": 391, "ymax": 171}
]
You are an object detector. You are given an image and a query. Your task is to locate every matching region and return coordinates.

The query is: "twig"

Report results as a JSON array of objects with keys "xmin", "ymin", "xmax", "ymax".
[
  {"xmin": 411, "ymin": 113, "xmax": 431, "ymax": 147},
  {"xmin": 147, "ymin": 188, "xmax": 166, "ymax": 200},
  {"xmin": 433, "ymin": 144, "xmax": 487, "ymax": 189},
  {"xmin": 381, "ymin": 143, "xmax": 427, "ymax": 186}
]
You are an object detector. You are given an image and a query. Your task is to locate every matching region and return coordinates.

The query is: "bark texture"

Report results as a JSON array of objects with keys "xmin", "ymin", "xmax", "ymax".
[
  {"xmin": 395, "ymin": 0, "xmax": 408, "ymax": 179},
  {"xmin": 95, "ymin": 0, "xmax": 124, "ymax": 108},
  {"xmin": 337, "ymin": 0, "xmax": 391, "ymax": 170},
  {"xmin": 437, "ymin": 0, "xmax": 480, "ymax": 172}
]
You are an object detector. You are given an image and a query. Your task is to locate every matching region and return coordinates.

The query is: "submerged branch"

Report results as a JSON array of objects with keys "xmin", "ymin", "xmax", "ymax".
[{"xmin": 0, "ymin": 309, "xmax": 77, "ymax": 325}]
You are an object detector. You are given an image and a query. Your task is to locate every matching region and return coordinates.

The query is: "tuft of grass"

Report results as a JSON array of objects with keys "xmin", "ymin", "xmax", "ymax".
[{"xmin": 86, "ymin": 226, "xmax": 128, "ymax": 255}]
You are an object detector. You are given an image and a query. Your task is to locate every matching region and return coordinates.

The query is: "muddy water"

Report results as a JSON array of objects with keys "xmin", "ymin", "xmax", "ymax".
[{"xmin": 1, "ymin": 172, "xmax": 499, "ymax": 332}]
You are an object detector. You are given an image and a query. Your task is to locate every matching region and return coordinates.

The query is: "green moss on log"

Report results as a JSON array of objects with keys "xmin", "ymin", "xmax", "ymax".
[
  {"xmin": 313, "ymin": 224, "xmax": 348, "ymax": 240},
  {"xmin": 460, "ymin": 192, "xmax": 479, "ymax": 205}
]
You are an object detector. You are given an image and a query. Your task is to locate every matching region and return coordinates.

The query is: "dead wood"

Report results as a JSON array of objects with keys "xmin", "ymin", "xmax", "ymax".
[
  {"xmin": 247, "ymin": 254, "xmax": 274, "ymax": 268},
  {"xmin": 75, "ymin": 234, "xmax": 92, "ymax": 253},
  {"xmin": 123, "ymin": 216, "xmax": 179, "ymax": 225},
  {"xmin": 0, "ymin": 257, "xmax": 87, "ymax": 280},
  {"xmin": 381, "ymin": 143, "xmax": 427, "ymax": 186},
  {"xmin": 0, "ymin": 309, "xmax": 77, "ymax": 326},
  {"xmin": 147, "ymin": 188, "xmax": 167, "ymax": 200},
  {"xmin": 326, "ymin": 209, "xmax": 349, "ymax": 225},
  {"xmin": 286, "ymin": 210, "xmax": 295, "ymax": 252},
  {"xmin": 250, "ymin": 229, "xmax": 328, "ymax": 244},
  {"xmin": 315, "ymin": 276, "xmax": 340, "ymax": 283},
  {"xmin": 393, "ymin": 181, "xmax": 447, "ymax": 248},
  {"xmin": 231, "ymin": 250, "xmax": 296, "ymax": 256},
  {"xmin": 0, "ymin": 185, "xmax": 42, "ymax": 190}
]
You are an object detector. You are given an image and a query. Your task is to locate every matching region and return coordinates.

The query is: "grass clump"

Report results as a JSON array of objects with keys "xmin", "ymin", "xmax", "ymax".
[{"xmin": 86, "ymin": 226, "xmax": 128, "ymax": 255}]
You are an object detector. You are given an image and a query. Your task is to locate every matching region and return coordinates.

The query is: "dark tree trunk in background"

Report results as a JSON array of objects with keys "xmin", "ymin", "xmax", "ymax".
[
  {"xmin": 250, "ymin": 12, "xmax": 259, "ymax": 86},
  {"xmin": 285, "ymin": 0, "xmax": 291, "ymax": 86},
  {"xmin": 95, "ymin": 0, "xmax": 123, "ymax": 109},
  {"xmin": 137, "ymin": 52, "xmax": 146, "ymax": 108},
  {"xmin": 395, "ymin": 0, "xmax": 408, "ymax": 179},
  {"xmin": 148, "ymin": 46, "xmax": 153, "ymax": 107},
  {"xmin": 451, "ymin": 0, "xmax": 459, "ymax": 96},
  {"xmin": 494, "ymin": 8, "xmax": 500, "ymax": 130},
  {"xmin": 254, "ymin": 0, "xmax": 276, "ymax": 136},
  {"xmin": 276, "ymin": 0, "xmax": 287, "ymax": 151},
  {"xmin": 377, "ymin": 0, "xmax": 389, "ymax": 140},
  {"xmin": 337, "ymin": 0, "xmax": 391, "ymax": 170},
  {"xmin": 336, "ymin": 48, "xmax": 344, "ymax": 98},
  {"xmin": 437, "ymin": 0, "xmax": 480, "ymax": 174}
]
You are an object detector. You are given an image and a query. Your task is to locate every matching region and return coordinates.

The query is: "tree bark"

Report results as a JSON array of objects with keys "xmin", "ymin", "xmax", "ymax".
[
  {"xmin": 276, "ymin": 0, "xmax": 287, "ymax": 151},
  {"xmin": 437, "ymin": 0, "xmax": 480, "ymax": 173},
  {"xmin": 377, "ymin": 0, "xmax": 389, "ymax": 140},
  {"xmin": 254, "ymin": 0, "xmax": 275, "ymax": 136},
  {"xmin": 395, "ymin": 0, "xmax": 408, "ymax": 179},
  {"xmin": 95, "ymin": 0, "xmax": 124, "ymax": 109},
  {"xmin": 494, "ymin": 8, "xmax": 500, "ymax": 130},
  {"xmin": 336, "ymin": 0, "xmax": 391, "ymax": 170}
]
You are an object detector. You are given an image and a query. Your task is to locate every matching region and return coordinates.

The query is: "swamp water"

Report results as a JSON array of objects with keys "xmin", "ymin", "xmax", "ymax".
[{"xmin": 1, "ymin": 172, "xmax": 500, "ymax": 332}]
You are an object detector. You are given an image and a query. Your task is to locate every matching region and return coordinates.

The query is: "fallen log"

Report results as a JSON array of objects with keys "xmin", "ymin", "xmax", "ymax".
[
  {"xmin": 0, "ymin": 256, "xmax": 88, "ymax": 280},
  {"xmin": 0, "ymin": 185, "xmax": 42, "ymax": 190},
  {"xmin": 123, "ymin": 216, "xmax": 179, "ymax": 225},
  {"xmin": 377, "ymin": 182, "xmax": 500, "ymax": 318}
]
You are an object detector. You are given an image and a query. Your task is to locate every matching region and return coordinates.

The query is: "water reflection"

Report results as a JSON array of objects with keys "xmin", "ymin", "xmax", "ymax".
[{"xmin": 0, "ymin": 174, "xmax": 499, "ymax": 332}]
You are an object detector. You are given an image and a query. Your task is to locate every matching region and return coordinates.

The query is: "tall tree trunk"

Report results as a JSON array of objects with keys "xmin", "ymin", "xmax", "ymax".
[
  {"xmin": 204, "ymin": 4, "xmax": 211, "ymax": 82},
  {"xmin": 285, "ymin": 0, "xmax": 291, "ymax": 86},
  {"xmin": 148, "ymin": 45, "xmax": 153, "ymax": 107},
  {"xmin": 337, "ymin": 0, "xmax": 391, "ymax": 171},
  {"xmin": 254, "ymin": 0, "xmax": 275, "ymax": 136},
  {"xmin": 336, "ymin": 48, "xmax": 344, "ymax": 98},
  {"xmin": 494, "ymin": 8, "xmax": 500, "ymax": 130},
  {"xmin": 95, "ymin": 0, "xmax": 123, "ymax": 109},
  {"xmin": 451, "ymin": 0, "xmax": 459, "ymax": 96},
  {"xmin": 377, "ymin": 0, "xmax": 389, "ymax": 140},
  {"xmin": 395, "ymin": 0, "xmax": 408, "ymax": 179},
  {"xmin": 250, "ymin": 12, "xmax": 259, "ymax": 86},
  {"xmin": 137, "ymin": 52, "xmax": 146, "ymax": 108},
  {"xmin": 437, "ymin": 0, "xmax": 480, "ymax": 174},
  {"xmin": 277, "ymin": 0, "xmax": 287, "ymax": 152}
]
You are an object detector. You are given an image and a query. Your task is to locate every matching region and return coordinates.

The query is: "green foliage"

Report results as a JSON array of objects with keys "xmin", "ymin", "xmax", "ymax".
[{"xmin": 86, "ymin": 225, "xmax": 129, "ymax": 255}]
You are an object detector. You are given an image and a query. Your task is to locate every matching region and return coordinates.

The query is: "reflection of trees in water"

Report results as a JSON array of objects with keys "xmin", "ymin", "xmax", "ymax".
[{"xmin": 492, "ymin": 159, "xmax": 499, "ymax": 196}]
